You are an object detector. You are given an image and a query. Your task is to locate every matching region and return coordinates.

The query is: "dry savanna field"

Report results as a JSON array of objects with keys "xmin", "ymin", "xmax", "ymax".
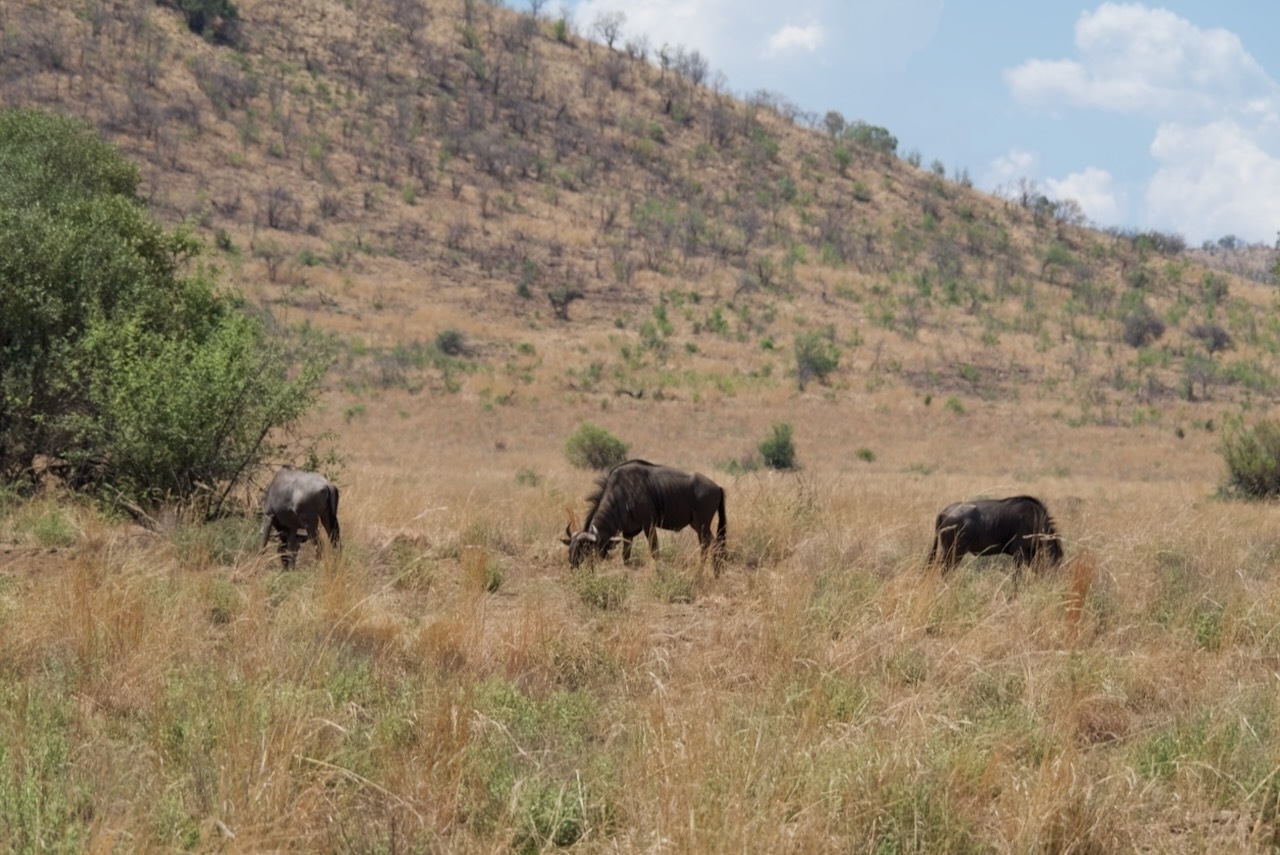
[
  {"xmin": 6, "ymin": 378, "xmax": 1280, "ymax": 852},
  {"xmin": 6, "ymin": 0, "xmax": 1280, "ymax": 851}
]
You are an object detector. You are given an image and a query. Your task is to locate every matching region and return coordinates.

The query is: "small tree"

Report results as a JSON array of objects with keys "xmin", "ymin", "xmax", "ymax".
[
  {"xmin": 0, "ymin": 108, "xmax": 330, "ymax": 513},
  {"xmin": 759, "ymin": 423, "xmax": 797, "ymax": 470},
  {"xmin": 549, "ymin": 285, "xmax": 584, "ymax": 321},
  {"xmin": 564, "ymin": 422, "xmax": 628, "ymax": 470},
  {"xmin": 1219, "ymin": 417, "xmax": 1280, "ymax": 499},
  {"xmin": 822, "ymin": 109, "xmax": 846, "ymax": 138},
  {"xmin": 794, "ymin": 329, "xmax": 840, "ymax": 390},
  {"xmin": 1122, "ymin": 304, "xmax": 1165, "ymax": 348},
  {"xmin": 591, "ymin": 10, "xmax": 625, "ymax": 49}
]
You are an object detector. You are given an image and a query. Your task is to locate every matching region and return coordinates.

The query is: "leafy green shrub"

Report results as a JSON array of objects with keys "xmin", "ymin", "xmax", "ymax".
[
  {"xmin": 568, "ymin": 567, "xmax": 631, "ymax": 610},
  {"xmin": 1219, "ymin": 417, "xmax": 1280, "ymax": 499},
  {"xmin": 564, "ymin": 422, "xmax": 628, "ymax": 470},
  {"xmin": 0, "ymin": 108, "xmax": 330, "ymax": 513},
  {"xmin": 794, "ymin": 329, "xmax": 840, "ymax": 390},
  {"xmin": 11, "ymin": 503, "xmax": 79, "ymax": 548},
  {"xmin": 759, "ymin": 422, "xmax": 797, "ymax": 470},
  {"xmin": 651, "ymin": 566, "xmax": 695, "ymax": 604}
]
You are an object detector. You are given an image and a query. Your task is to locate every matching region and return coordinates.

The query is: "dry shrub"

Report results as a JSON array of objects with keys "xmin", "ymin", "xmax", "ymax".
[
  {"xmin": 412, "ymin": 618, "xmax": 471, "ymax": 677},
  {"xmin": 461, "ymin": 546, "xmax": 503, "ymax": 593}
]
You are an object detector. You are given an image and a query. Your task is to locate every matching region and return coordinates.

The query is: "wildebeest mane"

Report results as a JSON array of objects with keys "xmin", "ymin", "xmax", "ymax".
[
  {"xmin": 1005, "ymin": 494, "xmax": 1060, "ymax": 540},
  {"xmin": 582, "ymin": 459, "xmax": 658, "ymax": 536}
]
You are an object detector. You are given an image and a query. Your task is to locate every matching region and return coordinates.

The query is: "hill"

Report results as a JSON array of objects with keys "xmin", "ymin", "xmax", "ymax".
[
  {"xmin": 6, "ymin": 0, "xmax": 1279, "ymax": 421},
  {"xmin": 5, "ymin": 0, "xmax": 1280, "ymax": 851}
]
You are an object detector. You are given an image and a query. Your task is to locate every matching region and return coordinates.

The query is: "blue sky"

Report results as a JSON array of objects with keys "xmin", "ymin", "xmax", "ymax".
[{"xmin": 550, "ymin": 1, "xmax": 1280, "ymax": 246}]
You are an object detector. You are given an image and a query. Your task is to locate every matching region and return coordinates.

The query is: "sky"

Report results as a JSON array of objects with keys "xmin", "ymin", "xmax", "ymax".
[{"xmin": 547, "ymin": 0, "xmax": 1280, "ymax": 246}]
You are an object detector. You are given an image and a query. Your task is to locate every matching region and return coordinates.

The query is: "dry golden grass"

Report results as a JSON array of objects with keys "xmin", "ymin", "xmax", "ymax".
[{"xmin": 3, "ymin": 389, "xmax": 1280, "ymax": 851}]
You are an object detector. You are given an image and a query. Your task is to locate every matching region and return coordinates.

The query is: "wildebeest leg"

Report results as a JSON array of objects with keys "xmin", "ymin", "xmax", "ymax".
[
  {"xmin": 271, "ymin": 522, "xmax": 294, "ymax": 569},
  {"xmin": 931, "ymin": 524, "xmax": 960, "ymax": 575},
  {"xmin": 305, "ymin": 520, "xmax": 322, "ymax": 561},
  {"xmin": 1010, "ymin": 554, "xmax": 1026, "ymax": 597},
  {"xmin": 620, "ymin": 536, "xmax": 633, "ymax": 564},
  {"xmin": 646, "ymin": 527, "xmax": 659, "ymax": 562},
  {"xmin": 695, "ymin": 522, "xmax": 712, "ymax": 569},
  {"xmin": 261, "ymin": 515, "xmax": 275, "ymax": 552},
  {"xmin": 285, "ymin": 527, "xmax": 301, "ymax": 569}
]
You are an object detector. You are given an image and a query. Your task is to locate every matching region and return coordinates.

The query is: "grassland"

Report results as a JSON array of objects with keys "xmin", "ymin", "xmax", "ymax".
[
  {"xmin": 4, "ymin": 387, "xmax": 1280, "ymax": 852},
  {"xmin": 5, "ymin": 0, "xmax": 1280, "ymax": 850}
]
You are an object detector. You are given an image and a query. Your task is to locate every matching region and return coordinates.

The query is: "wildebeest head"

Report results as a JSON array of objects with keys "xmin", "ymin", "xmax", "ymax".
[{"xmin": 561, "ymin": 521, "xmax": 605, "ymax": 567}]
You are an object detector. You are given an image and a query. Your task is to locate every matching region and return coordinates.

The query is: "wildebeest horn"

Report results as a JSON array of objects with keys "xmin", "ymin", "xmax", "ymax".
[{"xmin": 585, "ymin": 525, "xmax": 599, "ymax": 543}]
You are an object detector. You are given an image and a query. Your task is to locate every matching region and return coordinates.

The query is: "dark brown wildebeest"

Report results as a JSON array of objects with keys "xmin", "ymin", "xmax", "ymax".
[
  {"xmin": 562, "ymin": 459, "xmax": 727, "ymax": 575},
  {"xmin": 927, "ymin": 495, "xmax": 1062, "ymax": 575},
  {"xmin": 261, "ymin": 467, "xmax": 340, "ymax": 568}
]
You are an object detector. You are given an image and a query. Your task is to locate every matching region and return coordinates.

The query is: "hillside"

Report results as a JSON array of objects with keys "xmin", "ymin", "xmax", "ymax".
[
  {"xmin": 9, "ymin": 1, "xmax": 1280, "ymax": 852},
  {"xmin": 5, "ymin": 0, "xmax": 1279, "ymax": 424}
]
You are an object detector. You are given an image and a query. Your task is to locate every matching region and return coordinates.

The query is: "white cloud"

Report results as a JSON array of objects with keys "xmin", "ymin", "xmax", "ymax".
[
  {"xmin": 1004, "ymin": 3, "xmax": 1275, "ymax": 118},
  {"xmin": 763, "ymin": 24, "xmax": 825, "ymax": 59},
  {"xmin": 1003, "ymin": 4, "xmax": 1280, "ymax": 243},
  {"xmin": 984, "ymin": 148, "xmax": 1039, "ymax": 191},
  {"xmin": 1145, "ymin": 120, "xmax": 1280, "ymax": 243},
  {"xmin": 570, "ymin": 0, "xmax": 942, "ymax": 85},
  {"xmin": 1045, "ymin": 167, "xmax": 1124, "ymax": 226}
]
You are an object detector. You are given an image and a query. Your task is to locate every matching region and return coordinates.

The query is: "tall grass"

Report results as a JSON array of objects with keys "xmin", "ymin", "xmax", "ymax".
[{"xmin": 2, "ymin": 428, "xmax": 1280, "ymax": 850}]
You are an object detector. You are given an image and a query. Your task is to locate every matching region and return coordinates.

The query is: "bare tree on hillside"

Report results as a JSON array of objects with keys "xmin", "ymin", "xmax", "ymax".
[
  {"xmin": 592, "ymin": 10, "xmax": 625, "ymax": 50},
  {"xmin": 600, "ymin": 50, "xmax": 627, "ymax": 91},
  {"xmin": 391, "ymin": 0, "xmax": 429, "ymax": 44}
]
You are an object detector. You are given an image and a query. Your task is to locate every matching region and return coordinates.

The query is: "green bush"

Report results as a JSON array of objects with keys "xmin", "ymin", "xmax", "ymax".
[
  {"xmin": 759, "ymin": 422, "xmax": 797, "ymax": 470},
  {"xmin": 1122, "ymin": 304, "xmax": 1166, "ymax": 348},
  {"xmin": 0, "ymin": 108, "xmax": 330, "ymax": 513},
  {"xmin": 435, "ymin": 328, "xmax": 467, "ymax": 356},
  {"xmin": 564, "ymin": 423, "xmax": 628, "ymax": 470},
  {"xmin": 1219, "ymin": 417, "xmax": 1280, "ymax": 499},
  {"xmin": 569, "ymin": 568, "xmax": 631, "ymax": 610},
  {"xmin": 794, "ymin": 329, "xmax": 840, "ymax": 390}
]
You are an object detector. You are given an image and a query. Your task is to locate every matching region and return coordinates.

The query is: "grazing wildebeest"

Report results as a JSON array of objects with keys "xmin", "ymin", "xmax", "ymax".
[
  {"xmin": 261, "ymin": 467, "xmax": 340, "ymax": 568},
  {"xmin": 561, "ymin": 459, "xmax": 727, "ymax": 575},
  {"xmin": 927, "ymin": 495, "xmax": 1062, "ymax": 575}
]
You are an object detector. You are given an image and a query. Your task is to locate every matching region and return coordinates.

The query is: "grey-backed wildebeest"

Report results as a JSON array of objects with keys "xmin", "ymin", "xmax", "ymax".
[
  {"xmin": 927, "ymin": 495, "xmax": 1062, "ymax": 575},
  {"xmin": 261, "ymin": 467, "xmax": 340, "ymax": 568},
  {"xmin": 562, "ymin": 459, "xmax": 727, "ymax": 575}
]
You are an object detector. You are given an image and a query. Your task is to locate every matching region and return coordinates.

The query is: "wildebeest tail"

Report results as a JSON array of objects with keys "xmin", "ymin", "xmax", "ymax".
[
  {"xmin": 716, "ymin": 490, "xmax": 727, "ymax": 545},
  {"xmin": 327, "ymin": 484, "xmax": 341, "ymax": 546}
]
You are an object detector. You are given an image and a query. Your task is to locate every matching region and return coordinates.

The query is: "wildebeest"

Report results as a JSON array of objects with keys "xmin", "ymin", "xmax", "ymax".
[
  {"xmin": 927, "ymin": 495, "xmax": 1062, "ymax": 574},
  {"xmin": 562, "ymin": 459, "xmax": 727, "ymax": 575},
  {"xmin": 261, "ymin": 467, "xmax": 340, "ymax": 568}
]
